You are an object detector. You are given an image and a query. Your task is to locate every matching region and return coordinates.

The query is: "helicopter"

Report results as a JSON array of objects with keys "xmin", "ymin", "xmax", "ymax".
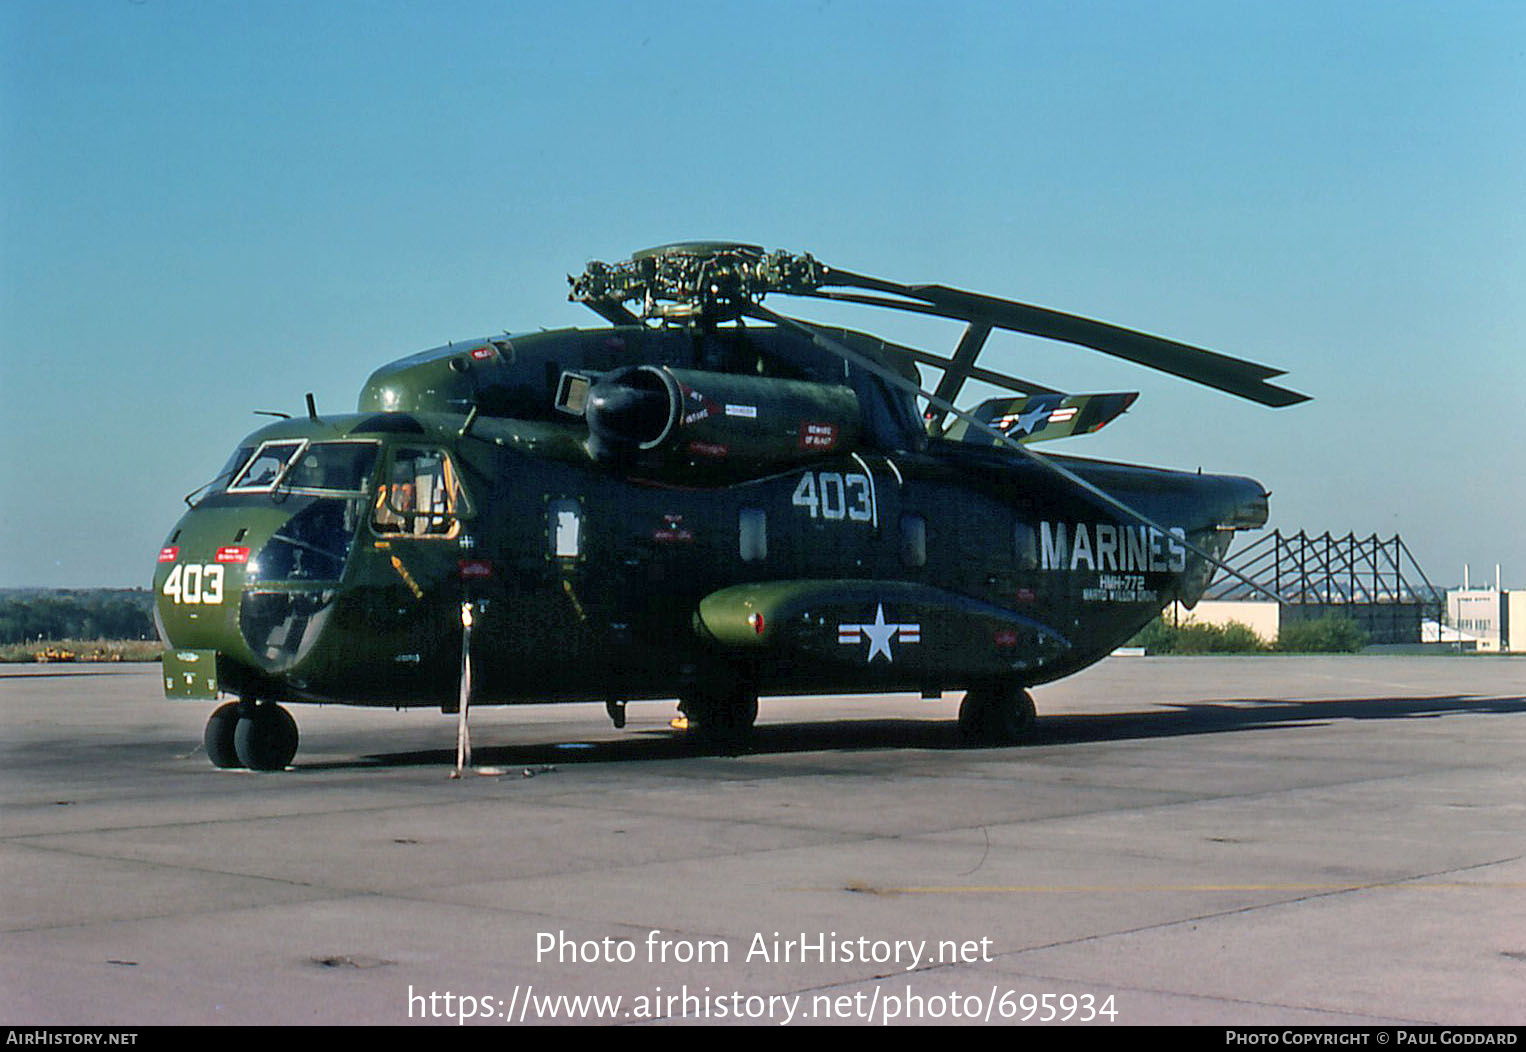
[{"xmin": 153, "ymin": 242, "xmax": 1306, "ymax": 771}]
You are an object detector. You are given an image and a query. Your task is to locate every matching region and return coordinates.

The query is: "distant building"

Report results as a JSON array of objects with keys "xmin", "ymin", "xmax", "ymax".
[
  {"xmin": 1421, "ymin": 619, "xmax": 1478, "ymax": 647},
  {"xmin": 1164, "ymin": 599, "xmax": 1280, "ymax": 643},
  {"xmin": 1446, "ymin": 568, "xmax": 1525, "ymax": 653}
]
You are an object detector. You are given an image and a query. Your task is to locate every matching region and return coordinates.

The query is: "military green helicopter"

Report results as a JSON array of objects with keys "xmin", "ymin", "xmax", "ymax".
[{"xmin": 154, "ymin": 242, "xmax": 1306, "ymax": 770}]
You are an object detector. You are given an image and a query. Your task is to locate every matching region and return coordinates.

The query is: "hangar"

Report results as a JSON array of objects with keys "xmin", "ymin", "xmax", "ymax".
[{"xmin": 1172, "ymin": 530, "xmax": 1444, "ymax": 646}]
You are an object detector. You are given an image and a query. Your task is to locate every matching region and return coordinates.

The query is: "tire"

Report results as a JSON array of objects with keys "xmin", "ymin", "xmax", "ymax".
[
  {"xmin": 684, "ymin": 685, "xmax": 758, "ymax": 751},
  {"xmin": 957, "ymin": 691, "xmax": 991, "ymax": 743},
  {"xmin": 203, "ymin": 701, "xmax": 244, "ymax": 769},
  {"xmin": 958, "ymin": 685, "xmax": 1035, "ymax": 746},
  {"xmin": 989, "ymin": 687, "xmax": 1036, "ymax": 743},
  {"xmin": 233, "ymin": 703, "xmax": 300, "ymax": 771}
]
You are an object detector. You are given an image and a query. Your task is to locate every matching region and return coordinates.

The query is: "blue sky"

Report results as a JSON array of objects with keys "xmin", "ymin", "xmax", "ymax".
[{"xmin": 3, "ymin": 1, "xmax": 1522, "ymax": 589}]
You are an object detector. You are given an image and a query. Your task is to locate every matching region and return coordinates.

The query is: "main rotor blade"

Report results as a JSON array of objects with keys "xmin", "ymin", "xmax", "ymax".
[
  {"xmin": 744, "ymin": 301, "xmax": 1294, "ymax": 606},
  {"xmin": 926, "ymin": 321, "xmax": 992, "ymax": 431},
  {"xmin": 580, "ymin": 298, "xmax": 643, "ymax": 326},
  {"xmin": 808, "ymin": 266, "xmax": 1309, "ymax": 408},
  {"xmin": 798, "ymin": 321, "xmax": 1062, "ymax": 397}
]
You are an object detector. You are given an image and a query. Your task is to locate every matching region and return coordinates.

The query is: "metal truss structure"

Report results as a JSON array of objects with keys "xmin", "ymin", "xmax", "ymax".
[{"xmin": 1206, "ymin": 531, "xmax": 1444, "ymax": 644}]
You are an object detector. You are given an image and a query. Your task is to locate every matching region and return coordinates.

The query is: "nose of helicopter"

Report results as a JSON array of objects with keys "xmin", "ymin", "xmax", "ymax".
[
  {"xmin": 155, "ymin": 505, "xmax": 276, "ymax": 650},
  {"xmin": 154, "ymin": 498, "xmax": 360, "ymax": 673}
]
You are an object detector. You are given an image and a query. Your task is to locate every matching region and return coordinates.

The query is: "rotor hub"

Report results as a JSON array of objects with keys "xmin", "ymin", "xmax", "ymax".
[{"xmin": 569, "ymin": 242, "xmax": 827, "ymax": 323}]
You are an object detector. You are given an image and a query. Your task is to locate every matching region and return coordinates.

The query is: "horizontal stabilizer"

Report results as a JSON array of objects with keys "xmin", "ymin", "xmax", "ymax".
[{"xmin": 942, "ymin": 392, "xmax": 1138, "ymax": 445}]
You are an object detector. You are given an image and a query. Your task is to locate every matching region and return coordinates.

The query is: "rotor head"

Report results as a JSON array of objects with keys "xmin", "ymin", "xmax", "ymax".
[{"xmin": 570, "ymin": 242, "xmax": 826, "ymax": 324}]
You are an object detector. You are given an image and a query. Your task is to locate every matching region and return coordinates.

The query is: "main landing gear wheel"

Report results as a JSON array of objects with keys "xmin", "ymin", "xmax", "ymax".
[
  {"xmin": 958, "ymin": 684, "xmax": 1036, "ymax": 746},
  {"xmin": 679, "ymin": 683, "xmax": 759, "ymax": 752},
  {"xmin": 232, "ymin": 702, "xmax": 300, "ymax": 771},
  {"xmin": 203, "ymin": 701, "xmax": 244, "ymax": 769}
]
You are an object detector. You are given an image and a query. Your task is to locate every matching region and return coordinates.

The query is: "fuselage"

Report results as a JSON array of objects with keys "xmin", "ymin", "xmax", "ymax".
[
  {"xmin": 155, "ymin": 249, "xmax": 1302, "ymax": 769},
  {"xmin": 154, "ymin": 402, "xmax": 1266, "ymax": 711}
]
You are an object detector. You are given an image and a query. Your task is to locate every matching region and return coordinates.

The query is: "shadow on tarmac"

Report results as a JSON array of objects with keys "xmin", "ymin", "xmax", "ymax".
[{"xmin": 299, "ymin": 691, "xmax": 1526, "ymax": 772}]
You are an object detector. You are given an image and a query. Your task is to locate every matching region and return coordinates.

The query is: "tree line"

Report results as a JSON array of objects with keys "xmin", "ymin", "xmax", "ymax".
[
  {"xmin": 0, "ymin": 590, "xmax": 157, "ymax": 643},
  {"xmin": 1131, "ymin": 612, "xmax": 1368, "ymax": 654}
]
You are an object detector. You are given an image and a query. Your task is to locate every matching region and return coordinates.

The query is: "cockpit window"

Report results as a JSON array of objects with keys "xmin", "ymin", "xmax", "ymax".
[
  {"xmin": 216, "ymin": 446, "xmax": 255, "ymax": 489},
  {"xmin": 372, "ymin": 447, "xmax": 469, "ymax": 537},
  {"xmin": 248, "ymin": 499, "xmax": 362, "ymax": 583},
  {"xmin": 186, "ymin": 444, "xmax": 256, "ymax": 506},
  {"xmin": 228, "ymin": 440, "xmax": 306, "ymax": 493},
  {"xmin": 223, "ymin": 440, "xmax": 380, "ymax": 496},
  {"xmin": 283, "ymin": 441, "xmax": 380, "ymax": 494}
]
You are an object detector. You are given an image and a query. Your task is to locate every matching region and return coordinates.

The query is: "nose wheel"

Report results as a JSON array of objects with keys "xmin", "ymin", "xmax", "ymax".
[
  {"xmin": 203, "ymin": 701, "xmax": 244, "ymax": 768},
  {"xmin": 203, "ymin": 699, "xmax": 300, "ymax": 771}
]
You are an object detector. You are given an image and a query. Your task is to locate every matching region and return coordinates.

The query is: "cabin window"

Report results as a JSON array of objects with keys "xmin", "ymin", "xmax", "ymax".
[
  {"xmin": 373, "ymin": 447, "xmax": 466, "ymax": 537},
  {"xmin": 549, "ymin": 499, "xmax": 582, "ymax": 558},
  {"xmin": 739, "ymin": 508, "xmax": 767, "ymax": 562},
  {"xmin": 1014, "ymin": 521, "xmax": 1038, "ymax": 570},
  {"xmin": 899, "ymin": 513, "xmax": 926, "ymax": 568}
]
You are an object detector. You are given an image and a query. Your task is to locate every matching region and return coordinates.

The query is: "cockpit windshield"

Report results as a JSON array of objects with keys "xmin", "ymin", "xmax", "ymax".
[
  {"xmin": 213, "ymin": 445, "xmax": 254, "ymax": 492},
  {"xmin": 229, "ymin": 440, "xmax": 305, "ymax": 492},
  {"xmin": 226, "ymin": 440, "xmax": 379, "ymax": 495},
  {"xmin": 284, "ymin": 442, "xmax": 379, "ymax": 493}
]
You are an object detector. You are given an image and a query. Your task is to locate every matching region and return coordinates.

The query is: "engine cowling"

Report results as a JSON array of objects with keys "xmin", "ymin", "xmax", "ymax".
[{"xmin": 583, "ymin": 366, "xmax": 860, "ymax": 470}]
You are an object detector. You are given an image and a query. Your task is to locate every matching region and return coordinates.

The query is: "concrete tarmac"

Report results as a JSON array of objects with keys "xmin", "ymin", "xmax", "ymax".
[{"xmin": 1, "ymin": 656, "xmax": 1522, "ymax": 1026}]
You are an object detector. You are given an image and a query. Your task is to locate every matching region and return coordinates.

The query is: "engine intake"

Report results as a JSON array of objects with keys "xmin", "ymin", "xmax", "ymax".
[{"xmin": 583, "ymin": 365, "xmax": 860, "ymax": 470}]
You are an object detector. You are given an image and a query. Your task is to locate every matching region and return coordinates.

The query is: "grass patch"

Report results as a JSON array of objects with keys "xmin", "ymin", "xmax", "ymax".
[{"xmin": 0, "ymin": 639, "xmax": 164, "ymax": 663}]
